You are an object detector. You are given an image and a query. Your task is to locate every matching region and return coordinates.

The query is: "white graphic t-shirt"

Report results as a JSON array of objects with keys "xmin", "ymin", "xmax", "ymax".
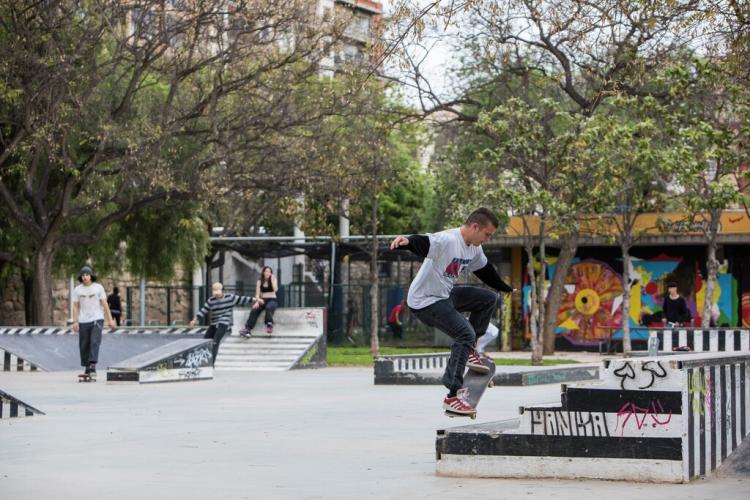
[
  {"xmin": 73, "ymin": 283, "xmax": 107, "ymax": 323},
  {"xmin": 407, "ymin": 228, "xmax": 488, "ymax": 309}
]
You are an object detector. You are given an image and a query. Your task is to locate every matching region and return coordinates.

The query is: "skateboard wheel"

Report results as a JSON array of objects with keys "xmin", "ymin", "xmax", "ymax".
[
  {"xmin": 488, "ymin": 381, "xmax": 494, "ymax": 388},
  {"xmin": 470, "ymin": 414, "xmax": 477, "ymax": 420}
]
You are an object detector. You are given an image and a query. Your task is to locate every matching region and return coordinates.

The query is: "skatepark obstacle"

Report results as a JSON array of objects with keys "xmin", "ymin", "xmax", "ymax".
[{"xmin": 436, "ymin": 352, "xmax": 750, "ymax": 483}]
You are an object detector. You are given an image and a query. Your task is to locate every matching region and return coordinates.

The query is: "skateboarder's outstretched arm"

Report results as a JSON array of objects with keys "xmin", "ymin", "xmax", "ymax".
[{"xmin": 389, "ymin": 234, "xmax": 430, "ymax": 258}]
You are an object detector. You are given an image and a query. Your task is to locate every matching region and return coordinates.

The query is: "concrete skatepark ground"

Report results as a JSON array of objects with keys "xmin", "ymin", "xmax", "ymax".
[{"xmin": 1, "ymin": 367, "xmax": 748, "ymax": 499}]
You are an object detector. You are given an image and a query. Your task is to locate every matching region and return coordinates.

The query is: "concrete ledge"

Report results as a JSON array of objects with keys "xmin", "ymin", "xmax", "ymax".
[
  {"xmin": 436, "ymin": 454, "xmax": 684, "ymax": 483},
  {"xmin": 435, "ymin": 353, "xmax": 750, "ymax": 482},
  {"xmin": 374, "ymin": 353, "xmax": 599, "ymax": 386}
]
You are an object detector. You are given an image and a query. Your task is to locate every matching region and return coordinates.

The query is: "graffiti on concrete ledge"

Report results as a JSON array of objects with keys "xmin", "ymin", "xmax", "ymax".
[
  {"xmin": 613, "ymin": 360, "xmax": 668, "ymax": 390},
  {"xmin": 530, "ymin": 410, "xmax": 610, "ymax": 437},
  {"xmin": 615, "ymin": 400, "xmax": 673, "ymax": 436}
]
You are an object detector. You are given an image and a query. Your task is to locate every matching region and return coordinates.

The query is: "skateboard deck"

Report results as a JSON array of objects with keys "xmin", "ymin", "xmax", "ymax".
[
  {"xmin": 445, "ymin": 357, "xmax": 496, "ymax": 419},
  {"xmin": 78, "ymin": 373, "xmax": 97, "ymax": 382}
]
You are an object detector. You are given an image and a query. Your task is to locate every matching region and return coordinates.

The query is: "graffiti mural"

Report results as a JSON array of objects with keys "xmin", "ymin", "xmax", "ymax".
[
  {"xmin": 555, "ymin": 260, "xmax": 623, "ymax": 343},
  {"xmin": 523, "ymin": 255, "xmax": 738, "ymax": 345}
]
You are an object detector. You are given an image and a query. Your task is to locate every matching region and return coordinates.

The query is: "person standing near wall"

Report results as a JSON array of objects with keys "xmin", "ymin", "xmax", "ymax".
[
  {"xmin": 72, "ymin": 266, "xmax": 115, "ymax": 380},
  {"xmin": 387, "ymin": 299, "xmax": 406, "ymax": 340},
  {"xmin": 190, "ymin": 282, "xmax": 256, "ymax": 364},
  {"xmin": 107, "ymin": 287, "xmax": 122, "ymax": 326}
]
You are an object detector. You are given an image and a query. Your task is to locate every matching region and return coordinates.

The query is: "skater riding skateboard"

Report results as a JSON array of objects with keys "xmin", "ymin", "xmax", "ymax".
[
  {"xmin": 444, "ymin": 357, "xmax": 496, "ymax": 419},
  {"xmin": 78, "ymin": 361, "xmax": 98, "ymax": 382}
]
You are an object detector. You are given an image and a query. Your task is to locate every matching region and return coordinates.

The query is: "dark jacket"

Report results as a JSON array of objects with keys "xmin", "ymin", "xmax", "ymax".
[{"xmin": 662, "ymin": 295, "xmax": 691, "ymax": 324}]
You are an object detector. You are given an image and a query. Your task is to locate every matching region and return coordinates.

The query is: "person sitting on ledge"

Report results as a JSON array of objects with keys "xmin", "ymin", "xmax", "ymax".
[{"xmin": 661, "ymin": 282, "xmax": 692, "ymax": 327}]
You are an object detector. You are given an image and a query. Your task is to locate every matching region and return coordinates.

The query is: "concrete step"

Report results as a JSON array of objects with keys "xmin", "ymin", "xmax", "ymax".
[
  {"xmin": 227, "ymin": 330, "xmax": 319, "ymax": 338},
  {"xmin": 219, "ymin": 342, "xmax": 303, "ymax": 349},
  {"xmin": 215, "ymin": 366, "xmax": 288, "ymax": 371},
  {"xmin": 223, "ymin": 339, "xmax": 312, "ymax": 346},
  {"xmin": 219, "ymin": 346, "xmax": 304, "ymax": 354},
  {"xmin": 218, "ymin": 348, "xmax": 305, "ymax": 356},
  {"xmin": 217, "ymin": 355, "xmax": 299, "ymax": 363},
  {"xmin": 215, "ymin": 362, "xmax": 291, "ymax": 370}
]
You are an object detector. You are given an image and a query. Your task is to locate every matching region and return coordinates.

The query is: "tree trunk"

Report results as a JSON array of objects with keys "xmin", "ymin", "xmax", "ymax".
[
  {"xmin": 23, "ymin": 272, "xmax": 35, "ymax": 326},
  {"xmin": 537, "ymin": 238, "xmax": 547, "ymax": 361},
  {"xmin": 703, "ymin": 237, "xmax": 719, "ymax": 327},
  {"xmin": 369, "ymin": 194, "xmax": 380, "ymax": 356},
  {"xmin": 32, "ymin": 244, "xmax": 57, "ymax": 325},
  {"xmin": 622, "ymin": 246, "xmax": 632, "ymax": 353},
  {"xmin": 526, "ymin": 243, "xmax": 543, "ymax": 366},
  {"xmin": 501, "ymin": 293, "xmax": 511, "ymax": 352},
  {"xmin": 542, "ymin": 236, "xmax": 578, "ymax": 354}
]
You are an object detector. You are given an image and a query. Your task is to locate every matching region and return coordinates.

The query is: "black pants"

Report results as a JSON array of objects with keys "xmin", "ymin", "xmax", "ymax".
[
  {"xmin": 245, "ymin": 299, "xmax": 278, "ymax": 330},
  {"xmin": 388, "ymin": 322, "xmax": 403, "ymax": 339},
  {"xmin": 410, "ymin": 287, "xmax": 498, "ymax": 392},
  {"xmin": 79, "ymin": 320, "xmax": 103, "ymax": 367},
  {"xmin": 204, "ymin": 323, "xmax": 229, "ymax": 364}
]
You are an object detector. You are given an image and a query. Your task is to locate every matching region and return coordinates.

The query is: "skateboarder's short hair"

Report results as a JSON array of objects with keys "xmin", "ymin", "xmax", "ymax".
[{"xmin": 465, "ymin": 207, "xmax": 499, "ymax": 229}]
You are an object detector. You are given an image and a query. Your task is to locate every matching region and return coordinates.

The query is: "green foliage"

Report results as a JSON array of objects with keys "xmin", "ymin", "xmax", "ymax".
[
  {"xmin": 116, "ymin": 209, "xmax": 209, "ymax": 281},
  {"xmin": 55, "ymin": 206, "xmax": 209, "ymax": 281}
]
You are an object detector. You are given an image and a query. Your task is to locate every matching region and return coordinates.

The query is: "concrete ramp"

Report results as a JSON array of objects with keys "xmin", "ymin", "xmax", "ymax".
[
  {"xmin": 215, "ymin": 308, "xmax": 326, "ymax": 371},
  {"xmin": 719, "ymin": 436, "xmax": 750, "ymax": 478},
  {"xmin": 107, "ymin": 339, "xmax": 214, "ymax": 383},
  {"xmin": 0, "ymin": 327, "xmax": 206, "ymax": 371},
  {"xmin": 0, "ymin": 389, "xmax": 45, "ymax": 419}
]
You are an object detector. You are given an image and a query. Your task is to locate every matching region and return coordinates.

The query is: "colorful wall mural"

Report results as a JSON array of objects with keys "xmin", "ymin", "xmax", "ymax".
[{"xmin": 523, "ymin": 254, "xmax": 738, "ymax": 346}]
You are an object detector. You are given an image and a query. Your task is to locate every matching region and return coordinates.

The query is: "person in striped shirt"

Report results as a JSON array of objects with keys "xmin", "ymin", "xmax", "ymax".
[{"xmin": 189, "ymin": 282, "xmax": 256, "ymax": 364}]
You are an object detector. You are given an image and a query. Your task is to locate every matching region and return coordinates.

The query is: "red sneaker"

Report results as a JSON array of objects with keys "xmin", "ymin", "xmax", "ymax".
[
  {"xmin": 443, "ymin": 391, "xmax": 476, "ymax": 415},
  {"xmin": 467, "ymin": 350, "xmax": 489, "ymax": 373}
]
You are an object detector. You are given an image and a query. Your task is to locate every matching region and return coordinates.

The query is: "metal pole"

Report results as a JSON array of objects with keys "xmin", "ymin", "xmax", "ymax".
[
  {"xmin": 166, "ymin": 286, "xmax": 171, "ymax": 326},
  {"xmin": 329, "ymin": 241, "xmax": 336, "ymax": 308},
  {"xmin": 139, "ymin": 278, "xmax": 146, "ymax": 326},
  {"xmin": 68, "ymin": 276, "xmax": 75, "ymax": 324}
]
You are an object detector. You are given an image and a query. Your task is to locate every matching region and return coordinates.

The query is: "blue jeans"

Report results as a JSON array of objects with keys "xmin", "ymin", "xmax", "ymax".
[{"xmin": 410, "ymin": 286, "xmax": 499, "ymax": 392}]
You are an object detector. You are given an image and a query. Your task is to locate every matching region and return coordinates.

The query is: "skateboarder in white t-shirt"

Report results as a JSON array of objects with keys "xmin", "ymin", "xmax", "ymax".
[
  {"xmin": 72, "ymin": 266, "xmax": 115, "ymax": 380},
  {"xmin": 390, "ymin": 208, "xmax": 514, "ymax": 415}
]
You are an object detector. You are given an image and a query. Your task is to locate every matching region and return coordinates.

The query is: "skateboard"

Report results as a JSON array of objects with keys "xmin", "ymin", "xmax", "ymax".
[
  {"xmin": 444, "ymin": 357, "xmax": 496, "ymax": 419},
  {"xmin": 78, "ymin": 373, "xmax": 97, "ymax": 382}
]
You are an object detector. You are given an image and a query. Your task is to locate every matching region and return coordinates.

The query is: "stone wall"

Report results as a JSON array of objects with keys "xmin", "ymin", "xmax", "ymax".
[
  {"xmin": 0, "ymin": 267, "xmax": 194, "ymax": 327},
  {"xmin": 0, "ymin": 276, "xmax": 26, "ymax": 326}
]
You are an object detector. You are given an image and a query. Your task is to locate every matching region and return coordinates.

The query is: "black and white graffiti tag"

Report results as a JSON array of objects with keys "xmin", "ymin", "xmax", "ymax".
[
  {"xmin": 613, "ymin": 360, "xmax": 668, "ymax": 390},
  {"xmin": 173, "ymin": 347, "xmax": 212, "ymax": 369}
]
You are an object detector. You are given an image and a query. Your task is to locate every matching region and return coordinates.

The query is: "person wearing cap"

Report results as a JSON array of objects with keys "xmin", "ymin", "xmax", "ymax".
[
  {"xmin": 72, "ymin": 265, "xmax": 115, "ymax": 380},
  {"xmin": 662, "ymin": 282, "xmax": 692, "ymax": 327}
]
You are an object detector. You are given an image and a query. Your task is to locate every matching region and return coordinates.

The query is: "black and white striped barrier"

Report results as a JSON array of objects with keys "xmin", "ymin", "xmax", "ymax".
[
  {"xmin": 0, "ymin": 349, "xmax": 39, "ymax": 372},
  {"xmin": 0, "ymin": 389, "xmax": 45, "ymax": 419},
  {"xmin": 0, "ymin": 327, "xmax": 207, "ymax": 336},
  {"xmin": 436, "ymin": 352, "xmax": 750, "ymax": 483},
  {"xmin": 637, "ymin": 328, "xmax": 750, "ymax": 353}
]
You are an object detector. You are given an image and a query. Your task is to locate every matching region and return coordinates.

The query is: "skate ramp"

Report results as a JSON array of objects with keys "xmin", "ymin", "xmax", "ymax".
[
  {"xmin": 108, "ymin": 339, "xmax": 214, "ymax": 383},
  {"xmin": 0, "ymin": 327, "xmax": 206, "ymax": 371}
]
